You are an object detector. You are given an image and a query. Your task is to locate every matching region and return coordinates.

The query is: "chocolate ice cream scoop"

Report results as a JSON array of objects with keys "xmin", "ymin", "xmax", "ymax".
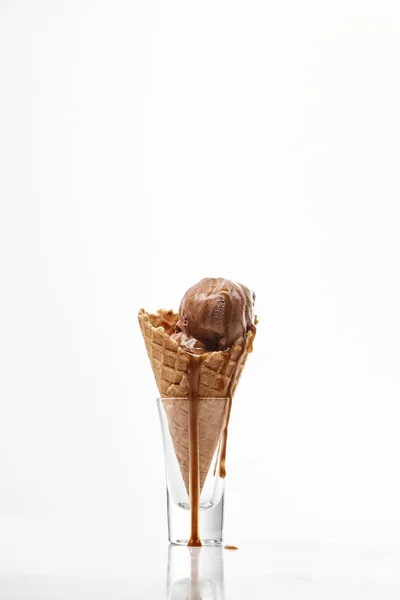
[{"xmin": 173, "ymin": 278, "xmax": 255, "ymax": 351}]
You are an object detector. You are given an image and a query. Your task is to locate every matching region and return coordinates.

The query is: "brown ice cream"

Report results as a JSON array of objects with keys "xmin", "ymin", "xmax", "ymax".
[{"xmin": 172, "ymin": 278, "xmax": 255, "ymax": 352}]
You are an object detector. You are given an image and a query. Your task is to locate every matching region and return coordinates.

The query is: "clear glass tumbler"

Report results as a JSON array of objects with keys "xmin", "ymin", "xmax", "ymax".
[{"xmin": 157, "ymin": 397, "xmax": 229, "ymax": 546}]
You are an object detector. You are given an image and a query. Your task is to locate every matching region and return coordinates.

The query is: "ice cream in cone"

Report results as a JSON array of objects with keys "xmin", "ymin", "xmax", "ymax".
[{"xmin": 138, "ymin": 278, "xmax": 256, "ymax": 546}]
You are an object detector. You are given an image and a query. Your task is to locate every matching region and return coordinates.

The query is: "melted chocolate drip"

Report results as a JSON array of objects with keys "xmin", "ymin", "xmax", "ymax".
[
  {"xmin": 187, "ymin": 354, "xmax": 205, "ymax": 547},
  {"xmin": 185, "ymin": 324, "xmax": 256, "ymax": 547}
]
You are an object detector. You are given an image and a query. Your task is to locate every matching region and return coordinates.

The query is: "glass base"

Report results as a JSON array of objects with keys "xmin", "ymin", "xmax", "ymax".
[
  {"xmin": 171, "ymin": 538, "xmax": 223, "ymax": 546},
  {"xmin": 167, "ymin": 490, "xmax": 224, "ymax": 546}
]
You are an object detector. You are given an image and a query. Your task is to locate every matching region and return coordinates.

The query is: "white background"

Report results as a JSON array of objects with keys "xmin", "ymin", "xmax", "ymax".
[{"xmin": 1, "ymin": 0, "xmax": 400, "ymax": 564}]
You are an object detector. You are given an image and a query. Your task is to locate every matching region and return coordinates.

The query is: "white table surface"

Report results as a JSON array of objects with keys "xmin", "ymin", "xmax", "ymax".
[{"xmin": 0, "ymin": 516, "xmax": 399, "ymax": 599}]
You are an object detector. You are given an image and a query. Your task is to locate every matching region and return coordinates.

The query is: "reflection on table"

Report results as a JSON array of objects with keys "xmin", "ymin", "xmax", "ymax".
[{"xmin": 167, "ymin": 545, "xmax": 225, "ymax": 600}]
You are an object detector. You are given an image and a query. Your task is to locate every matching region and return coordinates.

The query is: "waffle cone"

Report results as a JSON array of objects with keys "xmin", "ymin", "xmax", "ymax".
[{"xmin": 138, "ymin": 308, "xmax": 254, "ymax": 490}]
